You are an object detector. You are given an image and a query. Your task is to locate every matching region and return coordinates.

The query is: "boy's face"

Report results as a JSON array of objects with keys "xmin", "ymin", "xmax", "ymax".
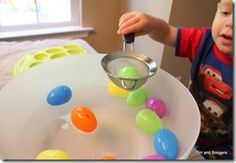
[{"xmin": 212, "ymin": 0, "xmax": 233, "ymax": 57}]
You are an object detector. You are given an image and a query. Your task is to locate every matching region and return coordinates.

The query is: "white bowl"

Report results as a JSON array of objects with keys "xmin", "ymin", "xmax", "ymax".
[{"xmin": 0, "ymin": 54, "xmax": 200, "ymax": 160}]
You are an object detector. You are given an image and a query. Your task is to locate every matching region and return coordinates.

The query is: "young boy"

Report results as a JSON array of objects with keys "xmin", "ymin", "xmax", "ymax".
[{"xmin": 117, "ymin": 0, "xmax": 233, "ymax": 160}]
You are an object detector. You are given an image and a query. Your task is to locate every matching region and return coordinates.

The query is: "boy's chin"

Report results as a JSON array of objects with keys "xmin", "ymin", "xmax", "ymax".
[{"xmin": 218, "ymin": 46, "xmax": 233, "ymax": 58}]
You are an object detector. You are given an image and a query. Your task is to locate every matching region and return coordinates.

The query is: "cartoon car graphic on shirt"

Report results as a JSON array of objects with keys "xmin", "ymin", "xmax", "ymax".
[
  {"xmin": 202, "ymin": 98, "xmax": 228, "ymax": 134},
  {"xmin": 202, "ymin": 98, "xmax": 226, "ymax": 121},
  {"xmin": 200, "ymin": 65, "xmax": 232, "ymax": 100}
]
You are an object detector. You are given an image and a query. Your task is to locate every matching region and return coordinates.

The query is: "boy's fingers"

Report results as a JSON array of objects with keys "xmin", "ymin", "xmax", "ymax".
[
  {"xmin": 119, "ymin": 12, "xmax": 137, "ymax": 21},
  {"xmin": 118, "ymin": 12, "xmax": 137, "ymax": 27},
  {"xmin": 119, "ymin": 13, "xmax": 130, "ymax": 22},
  {"xmin": 119, "ymin": 16, "xmax": 139, "ymax": 31},
  {"xmin": 118, "ymin": 12, "xmax": 143, "ymax": 35}
]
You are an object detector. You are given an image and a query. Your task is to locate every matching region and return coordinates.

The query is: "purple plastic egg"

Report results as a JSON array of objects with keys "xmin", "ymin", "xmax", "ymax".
[
  {"xmin": 143, "ymin": 154, "xmax": 166, "ymax": 160},
  {"xmin": 145, "ymin": 97, "xmax": 167, "ymax": 118}
]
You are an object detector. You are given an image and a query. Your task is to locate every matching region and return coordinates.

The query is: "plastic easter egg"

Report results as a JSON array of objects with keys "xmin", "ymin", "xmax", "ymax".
[
  {"xmin": 136, "ymin": 109, "xmax": 163, "ymax": 136},
  {"xmin": 153, "ymin": 129, "xmax": 179, "ymax": 160},
  {"xmin": 101, "ymin": 155, "xmax": 116, "ymax": 160},
  {"xmin": 118, "ymin": 66, "xmax": 140, "ymax": 89},
  {"xmin": 71, "ymin": 106, "xmax": 97, "ymax": 132},
  {"xmin": 47, "ymin": 85, "xmax": 72, "ymax": 106},
  {"xmin": 36, "ymin": 149, "xmax": 70, "ymax": 160},
  {"xmin": 108, "ymin": 81, "xmax": 129, "ymax": 97},
  {"xmin": 145, "ymin": 97, "xmax": 167, "ymax": 118},
  {"xmin": 118, "ymin": 66, "xmax": 140, "ymax": 79},
  {"xmin": 127, "ymin": 87, "xmax": 149, "ymax": 107},
  {"xmin": 143, "ymin": 154, "xmax": 166, "ymax": 160}
]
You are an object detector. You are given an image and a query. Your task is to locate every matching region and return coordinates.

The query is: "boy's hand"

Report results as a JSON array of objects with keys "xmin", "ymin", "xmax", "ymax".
[
  {"xmin": 117, "ymin": 12, "xmax": 155, "ymax": 36},
  {"xmin": 117, "ymin": 12, "xmax": 177, "ymax": 47}
]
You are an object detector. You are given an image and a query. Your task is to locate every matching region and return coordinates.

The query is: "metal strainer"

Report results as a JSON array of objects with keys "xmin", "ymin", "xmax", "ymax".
[{"xmin": 101, "ymin": 33, "xmax": 157, "ymax": 91}]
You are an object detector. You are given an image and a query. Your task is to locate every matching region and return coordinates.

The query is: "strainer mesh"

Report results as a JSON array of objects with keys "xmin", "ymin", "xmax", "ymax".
[{"xmin": 107, "ymin": 57, "xmax": 149, "ymax": 79}]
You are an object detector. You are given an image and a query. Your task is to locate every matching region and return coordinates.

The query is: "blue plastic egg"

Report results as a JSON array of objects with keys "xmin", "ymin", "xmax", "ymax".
[
  {"xmin": 47, "ymin": 85, "xmax": 72, "ymax": 106},
  {"xmin": 153, "ymin": 129, "xmax": 179, "ymax": 160}
]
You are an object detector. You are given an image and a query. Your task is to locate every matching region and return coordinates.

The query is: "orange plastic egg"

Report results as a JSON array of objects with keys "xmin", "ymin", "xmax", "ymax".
[
  {"xmin": 101, "ymin": 155, "xmax": 117, "ymax": 160},
  {"xmin": 71, "ymin": 106, "xmax": 97, "ymax": 132}
]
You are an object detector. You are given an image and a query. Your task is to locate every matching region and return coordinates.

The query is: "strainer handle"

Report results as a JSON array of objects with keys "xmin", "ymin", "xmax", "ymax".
[
  {"xmin": 121, "ymin": 79, "xmax": 136, "ymax": 90},
  {"xmin": 123, "ymin": 33, "xmax": 135, "ymax": 52},
  {"xmin": 123, "ymin": 33, "xmax": 135, "ymax": 43}
]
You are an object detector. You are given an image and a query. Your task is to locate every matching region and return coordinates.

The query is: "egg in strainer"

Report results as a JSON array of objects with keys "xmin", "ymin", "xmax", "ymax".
[{"xmin": 101, "ymin": 51, "xmax": 157, "ymax": 91}]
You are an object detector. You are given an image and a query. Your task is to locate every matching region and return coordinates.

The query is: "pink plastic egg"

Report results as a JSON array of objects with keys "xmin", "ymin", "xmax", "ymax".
[
  {"xmin": 143, "ymin": 154, "xmax": 166, "ymax": 160},
  {"xmin": 145, "ymin": 97, "xmax": 167, "ymax": 118}
]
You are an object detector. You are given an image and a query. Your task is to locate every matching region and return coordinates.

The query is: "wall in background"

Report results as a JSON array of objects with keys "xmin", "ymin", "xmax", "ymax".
[
  {"xmin": 82, "ymin": 0, "xmax": 123, "ymax": 53},
  {"xmin": 161, "ymin": 0, "xmax": 218, "ymax": 86}
]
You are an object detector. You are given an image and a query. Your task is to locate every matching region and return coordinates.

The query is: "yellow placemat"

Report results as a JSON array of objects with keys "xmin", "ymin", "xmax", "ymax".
[{"xmin": 13, "ymin": 44, "xmax": 88, "ymax": 77}]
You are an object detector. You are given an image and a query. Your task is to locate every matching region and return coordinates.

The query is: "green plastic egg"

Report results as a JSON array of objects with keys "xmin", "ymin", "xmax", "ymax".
[
  {"xmin": 118, "ymin": 66, "xmax": 140, "ymax": 79},
  {"xmin": 127, "ymin": 87, "xmax": 149, "ymax": 107},
  {"xmin": 136, "ymin": 109, "xmax": 164, "ymax": 136}
]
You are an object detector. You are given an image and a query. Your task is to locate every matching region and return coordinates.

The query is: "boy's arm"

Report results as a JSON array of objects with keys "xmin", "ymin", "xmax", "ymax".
[{"xmin": 148, "ymin": 17, "xmax": 177, "ymax": 47}]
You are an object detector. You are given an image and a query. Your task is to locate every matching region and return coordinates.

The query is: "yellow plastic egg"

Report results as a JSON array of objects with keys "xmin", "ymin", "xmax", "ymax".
[
  {"xmin": 36, "ymin": 149, "xmax": 70, "ymax": 160},
  {"xmin": 108, "ymin": 81, "xmax": 129, "ymax": 97}
]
